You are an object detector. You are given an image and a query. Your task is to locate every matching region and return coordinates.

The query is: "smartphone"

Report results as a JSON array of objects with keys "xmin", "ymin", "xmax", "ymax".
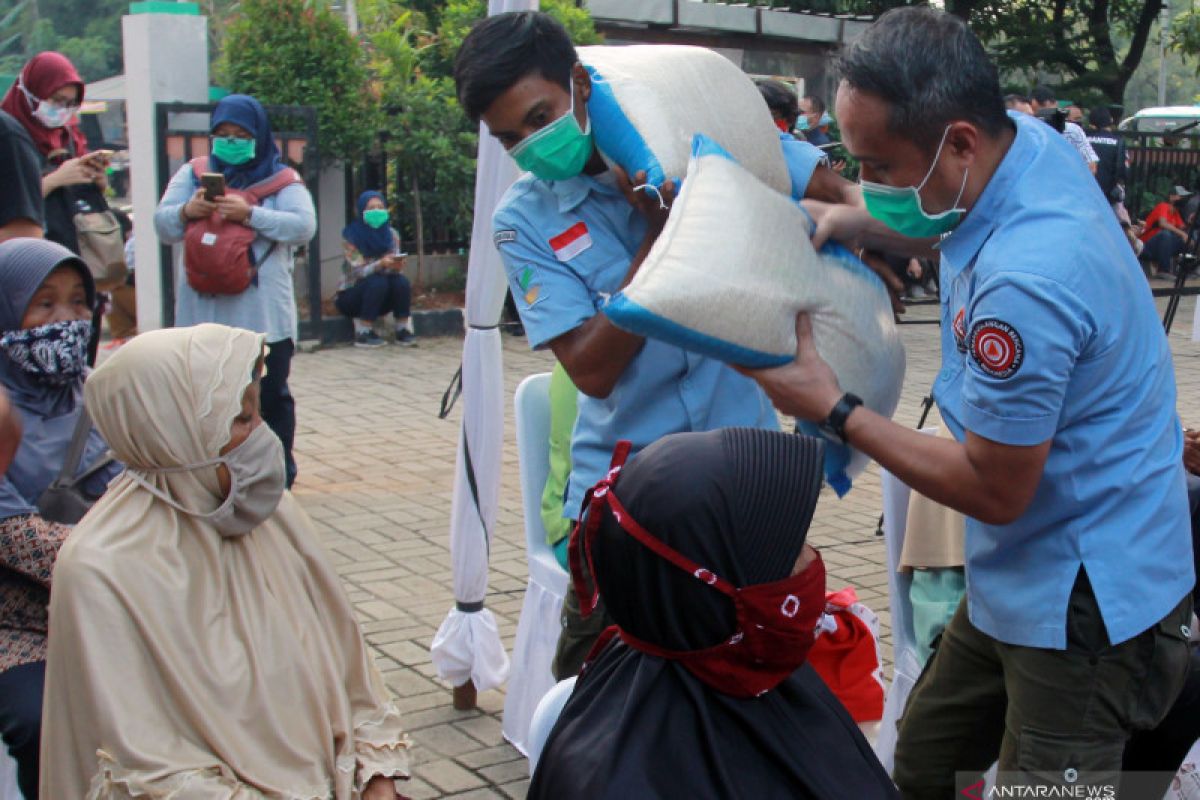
[
  {"xmin": 200, "ymin": 172, "xmax": 226, "ymax": 201},
  {"xmin": 84, "ymin": 151, "xmax": 113, "ymax": 167}
]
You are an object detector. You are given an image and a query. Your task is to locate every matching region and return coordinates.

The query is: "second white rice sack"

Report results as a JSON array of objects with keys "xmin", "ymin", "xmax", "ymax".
[
  {"xmin": 579, "ymin": 44, "xmax": 790, "ymax": 196},
  {"xmin": 604, "ymin": 135, "xmax": 906, "ymax": 495}
]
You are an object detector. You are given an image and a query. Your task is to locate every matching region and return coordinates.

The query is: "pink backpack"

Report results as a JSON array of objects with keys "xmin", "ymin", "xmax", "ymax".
[{"xmin": 183, "ymin": 157, "xmax": 303, "ymax": 295}]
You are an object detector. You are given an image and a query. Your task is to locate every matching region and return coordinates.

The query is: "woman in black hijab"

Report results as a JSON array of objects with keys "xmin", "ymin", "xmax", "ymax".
[{"xmin": 530, "ymin": 428, "xmax": 898, "ymax": 800}]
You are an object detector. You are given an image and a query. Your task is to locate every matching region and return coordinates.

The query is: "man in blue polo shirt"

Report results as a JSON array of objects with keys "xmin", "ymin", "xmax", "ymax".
[
  {"xmin": 745, "ymin": 7, "xmax": 1193, "ymax": 796},
  {"xmin": 454, "ymin": 12, "xmax": 860, "ymax": 679}
]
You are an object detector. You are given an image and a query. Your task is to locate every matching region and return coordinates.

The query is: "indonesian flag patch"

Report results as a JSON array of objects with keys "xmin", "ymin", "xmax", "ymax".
[
  {"xmin": 550, "ymin": 221, "xmax": 592, "ymax": 262},
  {"xmin": 968, "ymin": 318, "xmax": 1024, "ymax": 379}
]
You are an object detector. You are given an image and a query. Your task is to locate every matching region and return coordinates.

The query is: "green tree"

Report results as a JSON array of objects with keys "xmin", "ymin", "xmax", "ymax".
[
  {"xmin": 434, "ymin": 0, "xmax": 601, "ymax": 75},
  {"xmin": 0, "ymin": 0, "xmax": 124, "ymax": 79},
  {"xmin": 972, "ymin": 0, "xmax": 1163, "ymax": 105},
  {"xmin": 359, "ymin": 0, "xmax": 600, "ymax": 271},
  {"xmin": 219, "ymin": 0, "xmax": 377, "ymax": 162}
]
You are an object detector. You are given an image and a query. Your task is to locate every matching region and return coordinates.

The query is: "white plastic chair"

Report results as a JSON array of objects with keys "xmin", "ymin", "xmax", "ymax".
[
  {"xmin": 526, "ymin": 675, "xmax": 578, "ymax": 775},
  {"xmin": 877, "ymin": 457, "xmax": 997, "ymax": 792},
  {"xmin": 501, "ymin": 373, "xmax": 572, "ymax": 756},
  {"xmin": 0, "ymin": 748, "xmax": 21, "ymax": 799}
]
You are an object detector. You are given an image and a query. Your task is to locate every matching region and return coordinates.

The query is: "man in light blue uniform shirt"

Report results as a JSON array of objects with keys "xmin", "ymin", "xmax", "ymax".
[
  {"xmin": 455, "ymin": 12, "xmax": 857, "ymax": 679},
  {"xmin": 745, "ymin": 8, "xmax": 1193, "ymax": 796}
]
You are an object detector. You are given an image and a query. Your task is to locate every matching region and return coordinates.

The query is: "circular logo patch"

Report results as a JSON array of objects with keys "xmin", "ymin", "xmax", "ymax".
[{"xmin": 968, "ymin": 318, "xmax": 1024, "ymax": 379}]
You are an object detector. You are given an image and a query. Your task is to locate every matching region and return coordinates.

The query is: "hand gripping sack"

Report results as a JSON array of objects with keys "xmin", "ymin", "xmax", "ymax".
[
  {"xmin": 604, "ymin": 135, "xmax": 906, "ymax": 495},
  {"xmin": 183, "ymin": 158, "xmax": 303, "ymax": 295},
  {"xmin": 579, "ymin": 44, "xmax": 790, "ymax": 196}
]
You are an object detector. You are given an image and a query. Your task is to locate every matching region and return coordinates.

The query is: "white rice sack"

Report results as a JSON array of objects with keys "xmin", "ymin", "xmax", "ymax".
[
  {"xmin": 604, "ymin": 135, "xmax": 906, "ymax": 495},
  {"xmin": 579, "ymin": 44, "xmax": 790, "ymax": 196}
]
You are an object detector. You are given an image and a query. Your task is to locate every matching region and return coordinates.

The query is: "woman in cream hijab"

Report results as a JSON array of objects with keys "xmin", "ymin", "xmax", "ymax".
[{"xmin": 40, "ymin": 324, "xmax": 411, "ymax": 799}]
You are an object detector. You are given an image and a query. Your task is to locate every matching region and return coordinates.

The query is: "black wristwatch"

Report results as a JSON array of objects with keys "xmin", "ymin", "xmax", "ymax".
[{"xmin": 818, "ymin": 393, "xmax": 863, "ymax": 445}]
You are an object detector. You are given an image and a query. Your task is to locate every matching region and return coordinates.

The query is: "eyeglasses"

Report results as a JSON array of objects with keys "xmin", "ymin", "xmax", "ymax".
[{"xmin": 18, "ymin": 82, "xmax": 80, "ymax": 111}]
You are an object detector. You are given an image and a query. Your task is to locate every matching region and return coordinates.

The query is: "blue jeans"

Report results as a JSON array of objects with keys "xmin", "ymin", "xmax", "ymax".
[
  {"xmin": 335, "ymin": 271, "xmax": 411, "ymax": 322},
  {"xmin": 1144, "ymin": 231, "xmax": 1185, "ymax": 273}
]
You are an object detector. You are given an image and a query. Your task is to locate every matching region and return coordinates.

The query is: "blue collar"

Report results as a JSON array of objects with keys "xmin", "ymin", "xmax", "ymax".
[
  {"xmin": 939, "ymin": 112, "xmax": 1036, "ymax": 281},
  {"xmin": 548, "ymin": 172, "xmax": 621, "ymax": 214}
]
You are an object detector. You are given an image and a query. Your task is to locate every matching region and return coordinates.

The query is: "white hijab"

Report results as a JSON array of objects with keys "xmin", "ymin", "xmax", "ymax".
[{"xmin": 41, "ymin": 324, "xmax": 410, "ymax": 799}]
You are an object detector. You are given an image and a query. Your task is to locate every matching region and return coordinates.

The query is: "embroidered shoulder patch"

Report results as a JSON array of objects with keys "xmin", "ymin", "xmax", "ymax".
[
  {"xmin": 968, "ymin": 318, "xmax": 1024, "ymax": 379},
  {"xmin": 494, "ymin": 229, "xmax": 517, "ymax": 247},
  {"xmin": 953, "ymin": 307, "xmax": 967, "ymax": 352}
]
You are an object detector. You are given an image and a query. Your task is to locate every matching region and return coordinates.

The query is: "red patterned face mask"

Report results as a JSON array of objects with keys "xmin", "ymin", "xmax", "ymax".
[{"xmin": 569, "ymin": 441, "xmax": 827, "ymax": 698}]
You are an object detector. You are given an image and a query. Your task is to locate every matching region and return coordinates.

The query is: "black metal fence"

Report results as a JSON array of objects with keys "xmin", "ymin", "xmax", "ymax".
[
  {"xmin": 153, "ymin": 102, "xmax": 334, "ymax": 341},
  {"xmin": 347, "ymin": 145, "xmax": 471, "ymax": 257},
  {"xmin": 1119, "ymin": 130, "xmax": 1200, "ymax": 221}
]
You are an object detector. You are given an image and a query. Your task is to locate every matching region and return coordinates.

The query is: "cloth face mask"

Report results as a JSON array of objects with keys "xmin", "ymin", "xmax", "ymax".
[
  {"xmin": 128, "ymin": 422, "xmax": 287, "ymax": 538},
  {"xmin": 20, "ymin": 80, "xmax": 75, "ymax": 129},
  {"xmin": 860, "ymin": 124, "xmax": 969, "ymax": 239},
  {"xmin": 570, "ymin": 441, "xmax": 828, "ymax": 699},
  {"xmin": 211, "ymin": 136, "xmax": 256, "ymax": 165},
  {"xmin": 363, "ymin": 209, "xmax": 390, "ymax": 229},
  {"xmin": 508, "ymin": 87, "xmax": 594, "ymax": 182},
  {"xmin": 0, "ymin": 319, "xmax": 91, "ymax": 386}
]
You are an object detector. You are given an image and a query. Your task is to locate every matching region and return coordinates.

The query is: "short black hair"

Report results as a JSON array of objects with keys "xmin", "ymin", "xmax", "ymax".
[
  {"xmin": 802, "ymin": 94, "xmax": 826, "ymax": 115},
  {"xmin": 1003, "ymin": 93, "xmax": 1028, "ymax": 108},
  {"xmin": 454, "ymin": 12, "xmax": 578, "ymax": 123},
  {"xmin": 836, "ymin": 6, "xmax": 1009, "ymax": 150},
  {"xmin": 1088, "ymin": 105, "xmax": 1113, "ymax": 129},
  {"xmin": 757, "ymin": 80, "xmax": 799, "ymax": 122},
  {"xmin": 1031, "ymin": 85, "xmax": 1056, "ymax": 105}
]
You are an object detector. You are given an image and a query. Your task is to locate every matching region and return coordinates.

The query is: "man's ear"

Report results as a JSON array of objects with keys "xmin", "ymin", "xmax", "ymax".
[
  {"xmin": 572, "ymin": 62, "xmax": 592, "ymax": 104},
  {"xmin": 948, "ymin": 121, "xmax": 981, "ymax": 167}
]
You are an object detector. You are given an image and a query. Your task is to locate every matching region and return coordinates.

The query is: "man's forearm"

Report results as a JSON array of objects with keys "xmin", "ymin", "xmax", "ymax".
[
  {"xmin": 842, "ymin": 406, "xmax": 1046, "ymax": 525},
  {"xmin": 856, "ymin": 218, "xmax": 941, "ymax": 261},
  {"xmin": 550, "ymin": 314, "xmax": 644, "ymax": 399}
]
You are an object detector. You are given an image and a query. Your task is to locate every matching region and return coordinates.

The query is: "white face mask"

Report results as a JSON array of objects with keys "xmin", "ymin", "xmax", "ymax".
[
  {"xmin": 127, "ymin": 423, "xmax": 287, "ymax": 538},
  {"xmin": 19, "ymin": 80, "xmax": 75, "ymax": 129}
]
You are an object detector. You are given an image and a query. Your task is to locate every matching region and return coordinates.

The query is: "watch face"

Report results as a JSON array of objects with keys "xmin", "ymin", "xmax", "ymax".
[{"xmin": 816, "ymin": 420, "xmax": 842, "ymax": 445}]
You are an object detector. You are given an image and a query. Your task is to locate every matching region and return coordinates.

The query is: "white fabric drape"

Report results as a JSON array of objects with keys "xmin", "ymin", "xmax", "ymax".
[{"xmin": 430, "ymin": 0, "xmax": 538, "ymax": 693}]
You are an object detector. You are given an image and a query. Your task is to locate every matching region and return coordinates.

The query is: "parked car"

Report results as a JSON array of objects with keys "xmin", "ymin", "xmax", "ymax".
[{"xmin": 1120, "ymin": 106, "xmax": 1200, "ymax": 134}]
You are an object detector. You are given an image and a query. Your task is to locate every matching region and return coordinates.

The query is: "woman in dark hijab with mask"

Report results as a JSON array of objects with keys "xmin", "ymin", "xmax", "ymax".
[
  {"xmin": 0, "ymin": 237, "xmax": 121, "ymax": 797},
  {"xmin": 530, "ymin": 428, "xmax": 898, "ymax": 800}
]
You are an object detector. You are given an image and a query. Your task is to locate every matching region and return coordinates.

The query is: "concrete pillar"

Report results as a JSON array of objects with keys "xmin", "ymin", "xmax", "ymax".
[
  {"xmin": 122, "ymin": 4, "xmax": 209, "ymax": 332},
  {"xmin": 317, "ymin": 164, "xmax": 347, "ymax": 306}
]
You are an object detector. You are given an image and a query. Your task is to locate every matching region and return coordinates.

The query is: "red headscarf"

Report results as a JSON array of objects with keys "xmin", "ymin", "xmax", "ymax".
[{"xmin": 0, "ymin": 52, "xmax": 88, "ymax": 159}]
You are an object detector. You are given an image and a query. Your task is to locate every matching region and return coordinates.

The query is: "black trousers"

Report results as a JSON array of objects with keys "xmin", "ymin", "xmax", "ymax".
[
  {"xmin": 335, "ymin": 272, "xmax": 411, "ymax": 322},
  {"xmin": 262, "ymin": 338, "xmax": 297, "ymax": 488},
  {"xmin": 895, "ymin": 571, "xmax": 1191, "ymax": 798},
  {"xmin": 0, "ymin": 660, "xmax": 44, "ymax": 799}
]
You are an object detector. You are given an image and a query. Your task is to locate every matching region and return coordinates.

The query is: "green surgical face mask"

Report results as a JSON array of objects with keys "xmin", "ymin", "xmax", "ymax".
[
  {"xmin": 363, "ymin": 208, "xmax": 389, "ymax": 228},
  {"xmin": 860, "ymin": 125, "xmax": 968, "ymax": 239},
  {"xmin": 508, "ymin": 88, "xmax": 593, "ymax": 182},
  {"xmin": 212, "ymin": 136, "xmax": 256, "ymax": 165}
]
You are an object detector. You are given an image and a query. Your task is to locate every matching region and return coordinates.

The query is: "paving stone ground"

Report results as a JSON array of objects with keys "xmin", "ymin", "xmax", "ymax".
[{"xmin": 286, "ymin": 288, "xmax": 1200, "ymax": 799}]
